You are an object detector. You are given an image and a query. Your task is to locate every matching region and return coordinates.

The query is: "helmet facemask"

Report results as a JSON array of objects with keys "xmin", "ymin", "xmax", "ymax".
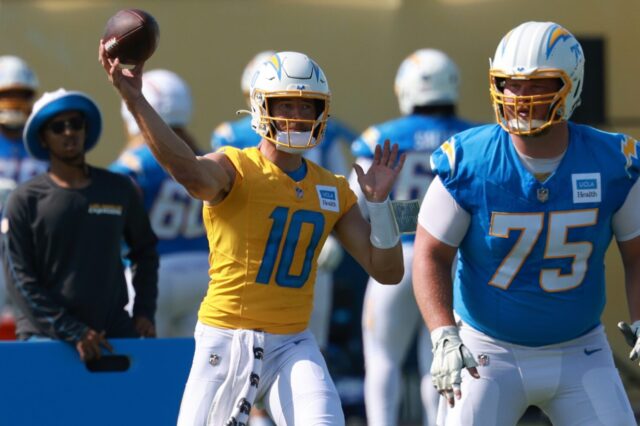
[
  {"xmin": 0, "ymin": 90, "xmax": 36, "ymax": 129},
  {"xmin": 490, "ymin": 70, "xmax": 571, "ymax": 136},
  {"xmin": 252, "ymin": 91, "xmax": 330, "ymax": 152}
]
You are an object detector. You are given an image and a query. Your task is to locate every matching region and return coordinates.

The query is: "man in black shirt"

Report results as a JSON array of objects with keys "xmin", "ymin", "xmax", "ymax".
[{"xmin": 1, "ymin": 88, "xmax": 158, "ymax": 361}]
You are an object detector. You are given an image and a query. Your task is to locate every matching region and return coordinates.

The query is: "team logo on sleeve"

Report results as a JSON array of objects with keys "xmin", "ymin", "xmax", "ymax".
[
  {"xmin": 316, "ymin": 185, "xmax": 339, "ymax": 212},
  {"xmin": 572, "ymin": 173, "xmax": 601, "ymax": 204}
]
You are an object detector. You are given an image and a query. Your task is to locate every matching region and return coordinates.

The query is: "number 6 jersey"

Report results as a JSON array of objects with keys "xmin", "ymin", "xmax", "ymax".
[
  {"xmin": 430, "ymin": 123, "xmax": 640, "ymax": 346},
  {"xmin": 199, "ymin": 146, "xmax": 357, "ymax": 333}
]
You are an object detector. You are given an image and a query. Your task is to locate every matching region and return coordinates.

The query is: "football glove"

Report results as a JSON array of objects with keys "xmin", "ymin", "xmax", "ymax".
[
  {"xmin": 430, "ymin": 326, "xmax": 478, "ymax": 397},
  {"xmin": 618, "ymin": 320, "xmax": 640, "ymax": 365}
]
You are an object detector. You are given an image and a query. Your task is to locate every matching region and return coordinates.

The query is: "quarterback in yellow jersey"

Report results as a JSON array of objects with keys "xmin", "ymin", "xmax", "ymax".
[{"xmin": 100, "ymin": 47, "xmax": 405, "ymax": 426}]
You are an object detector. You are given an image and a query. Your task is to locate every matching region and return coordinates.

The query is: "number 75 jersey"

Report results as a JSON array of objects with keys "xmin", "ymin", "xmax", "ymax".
[
  {"xmin": 199, "ymin": 146, "xmax": 357, "ymax": 334},
  {"xmin": 431, "ymin": 123, "xmax": 640, "ymax": 346}
]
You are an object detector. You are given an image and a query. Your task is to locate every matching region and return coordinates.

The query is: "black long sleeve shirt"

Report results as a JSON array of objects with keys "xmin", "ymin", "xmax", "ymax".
[{"xmin": 1, "ymin": 166, "xmax": 158, "ymax": 342}]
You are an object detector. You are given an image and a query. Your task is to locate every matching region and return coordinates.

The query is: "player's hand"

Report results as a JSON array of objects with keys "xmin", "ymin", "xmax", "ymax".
[
  {"xmin": 618, "ymin": 320, "xmax": 640, "ymax": 365},
  {"xmin": 317, "ymin": 235, "xmax": 343, "ymax": 272},
  {"xmin": 134, "ymin": 315, "xmax": 156, "ymax": 338},
  {"xmin": 98, "ymin": 39, "xmax": 144, "ymax": 101},
  {"xmin": 76, "ymin": 329, "xmax": 113, "ymax": 362},
  {"xmin": 353, "ymin": 139, "xmax": 406, "ymax": 203},
  {"xmin": 430, "ymin": 325, "xmax": 480, "ymax": 407}
]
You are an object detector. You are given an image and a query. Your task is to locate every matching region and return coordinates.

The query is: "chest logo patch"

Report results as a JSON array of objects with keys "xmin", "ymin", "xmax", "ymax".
[
  {"xmin": 316, "ymin": 185, "xmax": 339, "ymax": 212},
  {"xmin": 572, "ymin": 173, "xmax": 601, "ymax": 204}
]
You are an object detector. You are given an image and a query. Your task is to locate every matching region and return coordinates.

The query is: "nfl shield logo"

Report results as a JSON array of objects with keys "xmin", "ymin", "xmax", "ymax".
[
  {"xmin": 537, "ymin": 187, "xmax": 549, "ymax": 203},
  {"xmin": 295, "ymin": 187, "xmax": 304, "ymax": 199}
]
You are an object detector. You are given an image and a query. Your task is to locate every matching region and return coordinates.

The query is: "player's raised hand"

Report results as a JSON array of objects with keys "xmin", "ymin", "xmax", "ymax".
[
  {"xmin": 98, "ymin": 39, "xmax": 144, "ymax": 101},
  {"xmin": 353, "ymin": 139, "xmax": 406, "ymax": 202},
  {"xmin": 618, "ymin": 320, "xmax": 640, "ymax": 365}
]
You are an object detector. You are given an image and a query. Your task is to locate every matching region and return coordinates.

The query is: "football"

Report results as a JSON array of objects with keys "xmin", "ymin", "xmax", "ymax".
[{"xmin": 102, "ymin": 9, "xmax": 159, "ymax": 66}]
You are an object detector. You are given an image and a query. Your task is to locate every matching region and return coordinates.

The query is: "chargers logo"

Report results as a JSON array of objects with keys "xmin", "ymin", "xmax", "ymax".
[
  {"xmin": 316, "ymin": 185, "xmax": 339, "ymax": 212},
  {"xmin": 546, "ymin": 25, "xmax": 573, "ymax": 59},
  {"xmin": 572, "ymin": 173, "xmax": 601, "ymax": 204}
]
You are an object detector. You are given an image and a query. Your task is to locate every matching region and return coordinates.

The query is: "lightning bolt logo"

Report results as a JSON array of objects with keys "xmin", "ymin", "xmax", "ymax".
[
  {"xmin": 622, "ymin": 136, "xmax": 638, "ymax": 177},
  {"xmin": 546, "ymin": 25, "xmax": 572, "ymax": 59}
]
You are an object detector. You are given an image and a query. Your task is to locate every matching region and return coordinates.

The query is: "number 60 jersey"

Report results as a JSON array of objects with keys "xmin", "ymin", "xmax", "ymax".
[
  {"xmin": 431, "ymin": 123, "xmax": 640, "ymax": 346},
  {"xmin": 199, "ymin": 146, "xmax": 357, "ymax": 334}
]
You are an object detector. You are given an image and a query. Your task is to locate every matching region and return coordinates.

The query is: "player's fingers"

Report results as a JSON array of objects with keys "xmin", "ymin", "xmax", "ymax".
[
  {"xmin": 352, "ymin": 163, "xmax": 365, "ymax": 181},
  {"xmin": 380, "ymin": 139, "xmax": 391, "ymax": 166},
  {"xmin": 386, "ymin": 141, "xmax": 398, "ymax": 166},
  {"xmin": 444, "ymin": 388, "xmax": 455, "ymax": 407},
  {"xmin": 468, "ymin": 366, "xmax": 480, "ymax": 379},
  {"xmin": 394, "ymin": 152, "xmax": 407, "ymax": 175},
  {"xmin": 452, "ymin": 383, "xmax": 462, "ymax": 400},
  {"xmin": 373, "ymin": 143, "xmax": 382, "ymax": 165}
]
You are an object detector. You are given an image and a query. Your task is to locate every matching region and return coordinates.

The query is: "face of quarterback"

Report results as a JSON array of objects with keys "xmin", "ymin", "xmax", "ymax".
[
  {"xmin": 269, "ymin": 97, "xmax": 318, "ymax": 133},
  {"xmin": 501, "ymin": 77, "xmax": 563, "ymax": 128}
]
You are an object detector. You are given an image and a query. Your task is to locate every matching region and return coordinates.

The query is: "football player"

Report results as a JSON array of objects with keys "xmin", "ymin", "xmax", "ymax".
[
  {"xmin": 351, "ymin": 49, "xmax": 474, "ymax": 426},
  {"xmin": 212, "ymin": 50, "xmax": 358, "ymax": 353},
  {"xmin": 0, "ymin": 56, "xmax": 47, "ymax": 319},
  {"xmin": 100, "ymin": 48, "xmax": 405, "ymax": 425},
  {"xmin": 110, "ymin": 69, "xmax": 209, "ymax": 337},
  {"xmin": 413, "ymin": 21, "xmax": 639, "ymax": 425}
]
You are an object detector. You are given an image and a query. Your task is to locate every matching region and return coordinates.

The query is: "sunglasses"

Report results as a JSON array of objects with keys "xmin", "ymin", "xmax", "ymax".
[{"xmin": 47, "ymin": 116, "xmax": 85, "ymax": 134}]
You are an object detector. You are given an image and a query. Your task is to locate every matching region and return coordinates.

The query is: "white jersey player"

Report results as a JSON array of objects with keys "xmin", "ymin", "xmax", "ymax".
[
  {"xmin": 0, "ymin": 56, "xmax": 47, "ymax": 317},
  {"xmin": 351, "ymin": 49, "xmax": 474, "ymax": 426},
  {"xmin": 110, "ymin": 69, "xmax": 209, "ymax": 337}
]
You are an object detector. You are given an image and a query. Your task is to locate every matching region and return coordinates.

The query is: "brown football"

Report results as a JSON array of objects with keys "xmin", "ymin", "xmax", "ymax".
[{"xmin": 102, "ymin": 9, "xmax": 159, "ymax": 66}]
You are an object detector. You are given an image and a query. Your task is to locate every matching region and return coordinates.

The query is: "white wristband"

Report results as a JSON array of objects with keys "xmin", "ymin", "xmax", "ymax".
[{"xmin": 366, "ymin": 198, "xmax": 400, "ymax": 249}]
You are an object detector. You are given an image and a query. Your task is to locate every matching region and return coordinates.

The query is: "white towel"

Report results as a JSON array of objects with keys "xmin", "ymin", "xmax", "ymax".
[{"xmin": 207, "ymin": 329, "xmax": 265, "ymax": 426}]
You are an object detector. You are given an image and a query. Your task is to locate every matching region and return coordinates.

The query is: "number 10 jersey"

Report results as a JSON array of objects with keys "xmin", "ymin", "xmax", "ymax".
[{"xmin": 198, "ymin": 147, "xmax": 357, "ymax": 334}]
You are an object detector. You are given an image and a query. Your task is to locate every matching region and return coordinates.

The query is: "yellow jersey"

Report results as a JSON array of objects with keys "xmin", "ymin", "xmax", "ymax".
[{"xmin": 198, "ymin": 147, "xmax": 358, "ymax": 333}]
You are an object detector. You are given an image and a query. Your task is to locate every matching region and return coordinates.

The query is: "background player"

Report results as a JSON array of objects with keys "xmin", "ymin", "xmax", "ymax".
[
  {"xmin": 101, "ymin": 48, "xmax": 405, "ymax": 425},
  {"xmin": 212, "ymin": 50, "xmax": 358, "ymax": 352},
  {"xmin": 351, "ymin": 48, "xmax": 474, "ymax": 426},
  {"xmin": 0, "ymin": 55, "xmax": 48, "ymax": 335},
  {"xmin": 111, "ymin": 69, "xmax": 209, "ymax": 337},
  {"xmin": 413, "ymin": 21, "xmax": 639, "ymax": 425}
]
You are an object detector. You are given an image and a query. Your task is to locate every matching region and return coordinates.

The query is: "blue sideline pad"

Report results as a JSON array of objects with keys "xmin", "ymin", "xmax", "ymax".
[{"xmin": 0, "ymin": 338, "xmax": 194, "ymax": 426}]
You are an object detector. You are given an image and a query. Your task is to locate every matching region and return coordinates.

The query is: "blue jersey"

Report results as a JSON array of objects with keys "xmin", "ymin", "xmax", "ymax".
[
  {"xmin": 110, "ymin": 145, "xmax": 208, "ymax": 256},
  {"xmin": 211, "ymin": 116, "xmax": 356, "ymax": 176},
  {"xmin": 352, "ymin": 114, "xmax": 474, "ymax": 241},
  {"xmin": 431, "ymin": 123, "xmax": 640, "ymax": 346},
  {"xmin": 0, "ymin": 133, "xmax": 48, "ymax": 211}
]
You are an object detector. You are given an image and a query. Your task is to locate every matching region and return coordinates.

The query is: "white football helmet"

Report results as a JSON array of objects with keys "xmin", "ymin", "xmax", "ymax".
[
  {"xmin": 395, "ymin": 49, "xmax": 460, "ymax": 115},
  {"xmin": 0, "ymin": 55, "xmax": 39, "ymax": 128},
  {"xmin": 489, "ymin": 21, "xmax": 585, "ymax": 135},
  {"xmin": 122, "ymin": 69, "xmax": 192, "ymax": 135},
  {"xmin": 249, "ymin": 51, "xmax": 330, "ymax": 152},
  {"xmin": 241, "ymin": 50, "xmax": 276, "ymax": 100}
]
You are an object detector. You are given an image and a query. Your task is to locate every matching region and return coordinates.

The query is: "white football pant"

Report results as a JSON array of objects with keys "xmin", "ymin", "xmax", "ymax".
[
  {"xmin": 362, "ymin": 243, "xmax": 439, "ymax": 426},
  {"xmin": 437, "ymin": 321, "xmax": 636, "ymax": 426},
  {"xmin": 178, "ymin": 322, "xmax": 345, "ymax": 425}
]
